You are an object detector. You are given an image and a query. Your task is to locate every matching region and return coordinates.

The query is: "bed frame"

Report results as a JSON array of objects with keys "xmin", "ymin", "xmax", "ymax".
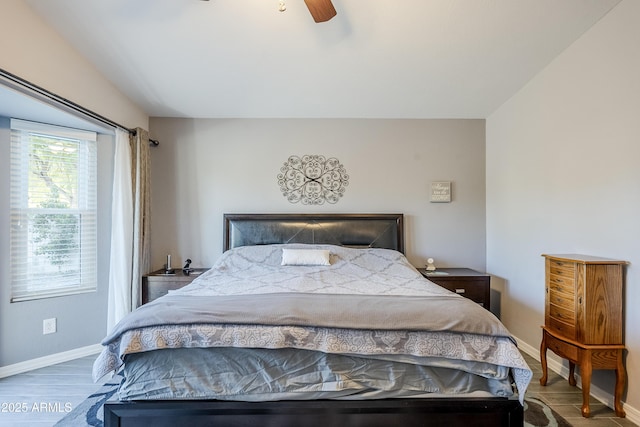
[{"xmin": 104, "ymin": 213, "xmax": 523, "ymax": 427}]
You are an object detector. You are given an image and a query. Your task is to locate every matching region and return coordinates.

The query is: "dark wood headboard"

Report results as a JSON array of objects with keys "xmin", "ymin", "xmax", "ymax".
[{"xmin": 223, "ymin": 214, "xmax": 404, "ymax": 253}]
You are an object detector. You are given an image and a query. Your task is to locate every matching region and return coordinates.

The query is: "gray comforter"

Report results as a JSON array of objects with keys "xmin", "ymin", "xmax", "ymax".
[{"xmin": 93, "ymin": 244, "xmax": 532, "ymax": 402}]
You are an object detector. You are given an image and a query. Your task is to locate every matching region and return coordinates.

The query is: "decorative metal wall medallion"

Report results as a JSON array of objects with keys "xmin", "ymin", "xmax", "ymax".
[{"xmin": 277, "ymin": 155, "xmax": 349, "ymax": 205}]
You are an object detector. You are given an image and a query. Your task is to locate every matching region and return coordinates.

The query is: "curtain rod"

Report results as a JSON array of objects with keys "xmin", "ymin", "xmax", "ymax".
[{"xmin": 0, "ymin": 67, "xmax": 153, "ymax": 143}]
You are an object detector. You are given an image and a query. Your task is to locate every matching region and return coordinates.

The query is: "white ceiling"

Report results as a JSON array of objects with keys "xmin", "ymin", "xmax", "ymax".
[{"xmin": 24, "ymin": 0, "xmax": 621, "ymax": 119}]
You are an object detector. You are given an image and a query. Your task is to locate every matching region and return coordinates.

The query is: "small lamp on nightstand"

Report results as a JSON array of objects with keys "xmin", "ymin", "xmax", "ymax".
[
  {"xmin": 426, "ymin": 258, "xmax": 436, "ymax": 271},
  {"xmin": 165, "ymin": 254, "xmax": 175, "ymax": 274}
]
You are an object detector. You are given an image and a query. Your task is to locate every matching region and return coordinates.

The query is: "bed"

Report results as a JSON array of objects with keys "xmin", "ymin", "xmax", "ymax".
[{"xmin": 98, "ymin": 213, "xmax": 531, "ymax": 426}]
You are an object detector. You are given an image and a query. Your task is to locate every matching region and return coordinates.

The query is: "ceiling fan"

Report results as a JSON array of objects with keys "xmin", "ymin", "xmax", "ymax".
[
  {"xmin": 301, "ymin": 0, "xmax": 337, "ymax": 22},
  {"xmin": 200, "ymin": 0, "xmax": 337, "ymax": 23}
]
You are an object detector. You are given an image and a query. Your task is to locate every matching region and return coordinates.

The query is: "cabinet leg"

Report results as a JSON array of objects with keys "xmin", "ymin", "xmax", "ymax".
[
  {"xmin": 568, "ymin": 362, "xmax": 576, "ymax": 387},
  {"xmin": 614, "ymin": 350, "xmax": 626, "ymax": 418},
  {"xmin": 539, "ymin": 332, "xmax": 548, "ymax": 386},
  {"xmin": 580, "ymin": 353, "xmax": 592, "ymax": 418}
]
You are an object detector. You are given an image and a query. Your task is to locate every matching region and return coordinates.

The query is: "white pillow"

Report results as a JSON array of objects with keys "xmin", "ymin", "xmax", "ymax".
[{"xmin": 281, "ymin": 248, "xmax": 331, "ymax": 266}]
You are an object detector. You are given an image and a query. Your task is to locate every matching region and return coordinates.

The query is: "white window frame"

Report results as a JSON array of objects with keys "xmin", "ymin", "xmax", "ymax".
[{"xmin": 10, "ymin": 119, "xmax": 98, "ymax": 302}]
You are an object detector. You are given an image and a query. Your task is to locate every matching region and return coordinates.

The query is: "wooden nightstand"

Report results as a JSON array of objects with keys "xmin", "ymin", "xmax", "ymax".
[
  {"xmin": 417, "ymin": 267, "xmax": 490, "ymax": 310},
  {"xmin": 142, "ymin": 268, "xmax": 209, "ymax": 304}
]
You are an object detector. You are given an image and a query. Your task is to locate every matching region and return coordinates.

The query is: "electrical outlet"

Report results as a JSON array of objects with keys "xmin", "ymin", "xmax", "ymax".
[{"xmin": 43, "ymin": 318, "xmax": 57, "ymax": 335}]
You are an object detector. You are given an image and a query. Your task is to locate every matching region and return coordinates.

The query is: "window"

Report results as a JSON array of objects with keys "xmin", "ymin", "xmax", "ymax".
[{"xmin": 10, "ymin": 119, "xmax": 97, "ymax": 301}]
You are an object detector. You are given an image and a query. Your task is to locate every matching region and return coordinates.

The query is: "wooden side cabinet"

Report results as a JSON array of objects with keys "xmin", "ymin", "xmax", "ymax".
[
  {"xmin": 418, "ymin": 267, "xmax": 490, "ymax": 310},
  {"xmin": 142, "ymin": 268, "xmax": 210, "ymax": 304},
  {"xmin": 540, "ymin": 254, "xmax": 627, "ymax": 418}
]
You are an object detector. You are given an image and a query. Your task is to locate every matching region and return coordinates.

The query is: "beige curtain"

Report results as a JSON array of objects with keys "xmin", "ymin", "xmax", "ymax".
[
  {"xmin": 107, "ymin": 127, "xmax": 151, "ymax": 331},
  {"xmin": 129, "ymin": 128, "xmax": 151, "ymax": 308}
]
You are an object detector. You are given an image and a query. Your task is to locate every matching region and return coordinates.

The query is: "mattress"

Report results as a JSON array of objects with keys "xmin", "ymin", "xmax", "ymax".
[
  {"xmin": 118, "ymin": 347, "xmax": 515, "ymax": 401},
  {"xmin": 94, "ymin": 244, "xmax": 532, "ymax": 403}
]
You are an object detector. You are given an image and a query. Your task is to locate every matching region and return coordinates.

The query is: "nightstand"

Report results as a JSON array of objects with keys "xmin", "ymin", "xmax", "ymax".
[
  {"xmin": 417, "ymin": 267, "xmax": 490, "ymax": 309},
  {"xmin": 142, "ymin": 268, "xmax": 210, "ymax": 304}
]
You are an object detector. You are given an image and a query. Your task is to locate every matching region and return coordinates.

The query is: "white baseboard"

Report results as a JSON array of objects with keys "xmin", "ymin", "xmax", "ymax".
[
  {"xmin": 514, "ymin": 335, "xmax": 639, "ymax": 425},
  {"xmin": 0, "ymin": 343, "xmax": 102, "ymax": 378}
]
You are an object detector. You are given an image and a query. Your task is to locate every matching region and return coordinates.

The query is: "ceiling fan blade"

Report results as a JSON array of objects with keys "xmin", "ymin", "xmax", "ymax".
[{"xmin": 304, "ymin": 0, "xmax": 337, "ymax": 23}]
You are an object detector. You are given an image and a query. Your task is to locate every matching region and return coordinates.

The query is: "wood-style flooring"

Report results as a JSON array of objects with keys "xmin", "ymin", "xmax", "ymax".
[
  {"xmin": 0, "ymin": 351, "xmax": 637, "ymax": 426},
  {"xmin": 522, "ymin": 352, "xmax": 637, "ymax": 427},
  {"xmin": 0, "ymin": 355, "xmax": 107, "ymax": 426}
]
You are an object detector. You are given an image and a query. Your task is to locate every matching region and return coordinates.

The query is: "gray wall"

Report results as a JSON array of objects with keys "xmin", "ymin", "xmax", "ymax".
[
  {"xmin": 148, "ymin": 118, "xmax": 487, "ymax": 274},
  {"xmin": 0, "ymin": 117, "xmax": 113, "ymax": 366},
  {"xmin": 486, "ymin": 0, "xmax": 640, "ymax": 414}
]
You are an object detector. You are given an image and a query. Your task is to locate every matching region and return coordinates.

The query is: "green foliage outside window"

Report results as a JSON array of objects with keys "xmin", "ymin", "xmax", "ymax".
[{"xmin": 28, "ymin": 136, "xmax": 80, "ymax": 270}]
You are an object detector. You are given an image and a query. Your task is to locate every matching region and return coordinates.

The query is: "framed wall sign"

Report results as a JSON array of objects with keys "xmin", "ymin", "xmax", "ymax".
[{"xmin": 430, "ymin": 181, "xmax": 451, "ymax": 203}]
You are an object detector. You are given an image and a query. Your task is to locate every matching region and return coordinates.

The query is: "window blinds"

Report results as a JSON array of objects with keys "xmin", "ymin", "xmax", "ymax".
[{"xmin": 10, "ymin": 119, "xmax": 98, "ymax": 301}]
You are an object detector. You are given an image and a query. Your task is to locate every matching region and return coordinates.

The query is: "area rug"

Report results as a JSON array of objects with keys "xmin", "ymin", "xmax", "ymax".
[
  {"xmin": 53, "ymin": 375, "xmax": 121, "ymax": 427},
  {"xmin": 524, "ymin": 396, "xmax": 572, "ymax": 427},
  {"xmin": 55, "ymin": 380, "xmax": 571, "ymax": 427}
]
